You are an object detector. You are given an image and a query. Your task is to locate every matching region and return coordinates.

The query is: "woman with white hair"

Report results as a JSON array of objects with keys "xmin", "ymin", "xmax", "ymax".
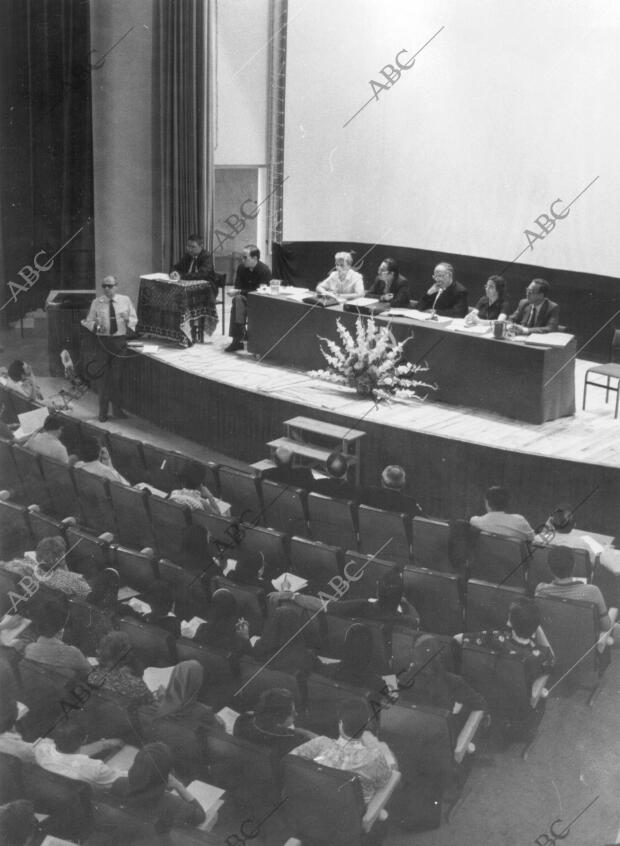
[{"xmin": 316, "ymin": 251, "xmax": 364, "ymax": 300}]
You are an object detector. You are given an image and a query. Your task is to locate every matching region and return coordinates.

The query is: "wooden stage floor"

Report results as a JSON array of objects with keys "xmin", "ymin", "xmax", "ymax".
[{"xmin": 140, "ymin": 333, "xmax": 620, "ymax": 470}]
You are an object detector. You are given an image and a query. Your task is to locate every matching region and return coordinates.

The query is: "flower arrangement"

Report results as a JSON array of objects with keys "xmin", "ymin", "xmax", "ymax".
[{"xmin": 308, "ymin": 316, "xmax": 436, "ymax": 402}]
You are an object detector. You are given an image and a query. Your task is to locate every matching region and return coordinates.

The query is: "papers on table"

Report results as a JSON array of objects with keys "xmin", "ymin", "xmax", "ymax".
[
  {"xmin": 143, "ymin": 665, "xmax": 175, "ymax": 693},
  {"xmin": 40, "ymin": 836, "xmax": 79, "ymax": 846},
  {"xmin": 141, "ymin": 273, "xmax": 173, "ymax": 281},
  {"xmin": 186, "ymin": 780, "xmax": 226, "ymax": 831},
  {"xmin": 271, "ymin": 572, "xmax": 308, "ymax": 593},
  {"xmin": 451, "ymin": 318, "xmax": 491, "ymax": 335},
  {"xmin": 217, "ymin": 705, "xmax": 240, "ymax": 734},
  {"xmin": 581, "ymin": 535, "xmax": 605, "ymax": 557},
  {"xmin": 18, "ymin": 406, "xmax": 49, "ymax": 436},
  {"xmin": 386, "ymin": 308, "xmax": 453, "ymax": 324},
  {"xmin": 181, "ymin": 616, "xmax": 207, "ymax": 638},
  {"xmin": 523, "ymin": 332, "xmax": 573, "ymax": 347},
  {"xmin": 346, "ymin": 297, "xmax": 381, "ymax": 307}
]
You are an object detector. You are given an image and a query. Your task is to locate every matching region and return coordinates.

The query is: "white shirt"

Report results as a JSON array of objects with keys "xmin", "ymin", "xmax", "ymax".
[
  {"xmin": 74, "ymin": 459, "xmax": 130, "ymax": 486},
  {"xmin": 26, "ymin": 431, "xmax": 69, "ymax": 463},
  {"xmin": 470, "ymin": 511, "xmax": 535, "ymax": 543},
  {"xmin": 83, "ymin": 294, "xmax": 137, "ymax": 336},
  {"xmin": 34, "ymin": 739, "xmax": 125, "ymax": 787},
  {"xmin": 317, "ymin": 269, "xmax": 364, "ymax": 297}
]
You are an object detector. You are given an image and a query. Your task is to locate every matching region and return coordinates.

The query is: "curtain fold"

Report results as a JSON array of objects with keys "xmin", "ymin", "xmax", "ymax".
[
  {"xmin": 155, "ymin": 0, "xmax": 214, "ymax": 269},
  {"xmin": 266, "ymin": 0, "xmax": 288, "ymax": 249}
]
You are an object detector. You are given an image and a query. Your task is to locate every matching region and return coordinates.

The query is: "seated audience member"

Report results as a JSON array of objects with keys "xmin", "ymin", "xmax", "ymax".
[
  {"xmin": 535, "ymin": 547, "xmax": 612, "ymax": 633},
  {"xmin": 111, "ymin": 742, "xmax": 207, "ymax": 832},
  {"xmin": 170, "ymin": 234, "xmax": 218, "ymax": 343},
  {"xmin": 138, "ymin": 660, "xmax": 218, "ymax": 779},
  {"xmin": 140, "ymin": 580, "xmax": 181, "ymax": 638},
  {"xmin": 466, "ymin": 274, "xmax": 510, "ymax": 324},
  {"xmin": 34, "ymin": 720, "xmax": 125, "ymax": 788},
  {"xmin": 0, "ymin": 663, "xmax": 35, "ymax": 762},
  {"xmin": 0, "ymin": 400, "xmax": 15, "ymax": 443},
  {"xmin": 7, "ymin": 360, "xmax": 43, "ymax": 401},
  {"xmin": 225, "ymin": 244, "xmax": 272, "ymax": 352},
  {"xmin": 88, "ymin": 631, "xmax": 154, "ymax": 708},
  {"xmin": 417, "ymin": 262, "xmax": 468, "ymax": 318},
  {"xmin": 252, "ymin": 605, "xmax": 318, "ymax": 678},
  {"xmin": 291, "ymin": 699, "xmax": 393, "ymax": 806},
  {"xmin": 0, "ymin": 801, "xmax": 37, "ymax": 846},
  {"xmin": 228, "ymin": 550, "xmax": 267, "ymax": 590},
  {"xmin": 398, "ymin": 634, "xmax": 487, "ymax": 726},
  {"xmin": 168, "ymin": 461, "xmax": 220, "ymax": 515},
  {"xmin": 455, "ymin": 599, "xmax": 554, "ymax": 688},
  {"xmin": 360, "ymin": 464, "xmax": 423, "ymax": 516},
  {"xmin": 234, "ymin": 687, "xmax": 315, "ymax": 755},
  {"xmin": 64, "ymin": 567, "xmax": 120, "ymax": 656},
  {"xmin": 509, "ymin": 278, "xmax": 559, "ymax": 334},
  {"xmin": 312, "ymin": 451, "xmax": 359, "ymax": 500},
  {"xmin": 320, "ymin": 623, "xmax": 388, "ymax": 701},
  {"xmin": 194, "ymin": 588, "xmax": 252, "ymax": 659},
  {"xmin": 34, "ymin": 536, "xmax": 90, "ymax": 599},
  {"xmin": 538, "ymin": 504, "xmax": 596, "ymax": 567},
  {"xmin": 366, "ymin": 258, "xmax": 411, "ymax": 307},
  {"xmin": 25, "ymin": 414, "xmax": 70, "ymax": 463},
  {"xmin": 74, "ymin": 435, "xmax": 130, "ymax": 486},
  {"xmin": 262, "ymin": 445, "xmax": 315, "ymax": 490},
  {"xmin": 315, "ymin": 251, "xmax": 364, "ymax": 301},
  {"xmin": 23, "ymin": 599, "xmax": 91, "ymax": 679},
  {"xmin": 470, "ymin": 485, "xmax": 535, "ymax": 543}
]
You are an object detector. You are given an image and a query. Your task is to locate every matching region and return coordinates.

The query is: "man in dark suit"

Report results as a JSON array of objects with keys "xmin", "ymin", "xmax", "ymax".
[
  {"xmin": 262, "ymin": 446, "xmax": 315, "ymax": 490},
  {"xmin": 417, "ymin": 262, "xmax": 468, "ymax": 318},
  {"xmin": 366, "ymin": 258, "xmax": 410, "ymax": 307},
  {"xmin": 225, "ymin": 245, "xmax": 272, "ymax": 352},
  {"xmin": 509, "ymin": 278, "xmax": 559, "ymax": 334},
  {"xmin": 170, "ymin": 234, "xmax": 217, "ymax": 282},
  {"xmin": 360, "ymin": 465, "xmax": 423, "ymax": 516},
  {"xmin": 312, "ymin": 452, "xmax": 359, "ymax": 501}
]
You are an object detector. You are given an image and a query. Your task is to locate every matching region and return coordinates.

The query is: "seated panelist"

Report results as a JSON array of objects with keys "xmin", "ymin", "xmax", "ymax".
[
  {"xmin": 225, "ymin": 244, "xmax": 272, "ymax": 352},
  {"xmin": 170, "ymin": 233, "xmax": 218, "ymax": 343},
  {"xmin": 509, "ymin": 278, "xmax": 559, "ymax": 335},
  {"xmin": 417, "ymin": 262, "xmax": 468, "ymax": 318},
  {"xmin": 366, "ymin": 258, "xmax": 410, "ymax": 307},
  {"xmin": 315, "ymin": 251, "xmax": 364, "ymax": 301},
  {"xmin": 465, "ymin": 274, "xmax": 510, "ymax": 325}
]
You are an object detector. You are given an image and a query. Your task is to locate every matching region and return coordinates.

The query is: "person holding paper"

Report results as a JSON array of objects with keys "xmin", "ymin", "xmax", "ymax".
[
  {"xmin": 315, "ymin": 251, "xmax": 364, "ymax": 301},
  {"xmin": 417, "ymin": 262, "xmax": 468, "ymax": 318},
  {"xmin": 366, "ymin": 258, "xmax": 411, "ymax": 307},
  {"xmin": 82, "ymin": 275, "xmax": 138, "ymax": 422},
  {"xmin": 509, "ymin": 278, "xmax": 559, "ymax": 334}
]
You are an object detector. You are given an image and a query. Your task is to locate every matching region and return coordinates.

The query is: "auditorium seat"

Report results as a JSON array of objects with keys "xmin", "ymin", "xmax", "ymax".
[
  {"xmin": 260, "ymin": 478, "xmax": 309, "ymax": 536},
  {"xmin": 0, "ymin": 565, "xmax": 19, "ymax": 615},
  {"xmin": 592, "ymin": 557, "xmax": 620, "ymax": 610},
  {"xmin": 104, "ymin": 430, "xmax": 147, "ymax": 485},
  {"xmin": 461, "ymin": 642, "xmax": 549, "ymax": 755},
  {"xmin": 0, "ymin": 440, "xmax": 21, "ymax": 491},
  {"xmin": 403, "ymin": 566, "xmax": 464, "ymax": 635},
  {"xmin": 217, "ymin": 466, "xmax": 263, "ymax": 522},
  {"xmin": 38, "ymin": 454, "xmax": 79, "ymax": 519},
  {"xmin": 211, "ymin": 574, "xmax": 266, "ymax": 635},
  {"xmin": 321, "ymin": 614, "xmax": 390, "ymax": 675},
  {"xmin": 466, "ymin": 579, "xmax": 526, "ymax": 631},
  {"xmin": 118, "ymin": 616, "xmax": 177, "ymax": 667},
  {"xmin": 391, "ymin": 623, "xmax": 420, "ymax": 674},
  {"xmin": 470, "ymin": 531, "xmax": 529, "ymax": 588},
  {"xmin": 337, "ymin": 550, "xmax": 400, "ymax": 601},
  {"xmin": 237, "ymin": 523, "xmax": 289, "ymax": 577},
  {"xmin": 175, "ymin": 638, "xmax": 237, "ymax": 706},
  {"xmin": 303, "ymin": 672, "xmax": 379, "ymax": 737},
  {"xmin": 357, "ymin": 504, "xmax": 411, "ymax": 567},
  {"xmin": 0, "ymin": 752, "xmax": 23, "ymax": 803},
  {"xmin": 146, "ymin": 496, "xmax": 192, "ymax": 560},
  {"xmin": 234, "ymin": 658, "xmax": 302, "ymax": 711},
  {"xmin": 141, "ymin": 442, "xmax": 184, "ymax": 492},
  {"xmin": 289, "ymin": 536, "xmax": 342, "ymax": 593},
  {"xmin": 27, "ymin": 506, "xmax": 69, "ymax": 544},
  {"xmin": 112, "ymin": 544, "xmax": 157, "ymax": 593},
  {"xmin": 307, "ymin": 492, "xmax": 358, "ymax": 551},
  {"xmin": 281, "ymin": 748, "xmax": 400, "ymax": 846},
  {"xmin": 10, "ymin": 445, "xmax": 50, "ymax": 508},
  {"xmin": 108, "ymin": 480, "xmax": 157, "ymax": 551},
  {"xmin": 72, "ymin": 467, "xmax": 116, "ymax": 535},
  {"xmin": 411, "ymin": 516, "xmax": 452, "ymax": 572},
  {"xmin": 17, "ymin": 658, "xmax": 76, "ymax": 741},
  {"xmin": 0, "ymin": 498, "xmax": 34, "ymax": 559},
  {"xmin": 3, "ymin": 388, "xmax": 38, "ymax": 420},
  {"xmin": 525, "ymin": 543, "xmax": 590, "ymax": 595},
  {"xmin": 65, "ymin": 525, "xmax": 112, "ymax": 578},
  {"xmin": 21, "ymin": 761, "xmax": 94, "ymax": 841}
]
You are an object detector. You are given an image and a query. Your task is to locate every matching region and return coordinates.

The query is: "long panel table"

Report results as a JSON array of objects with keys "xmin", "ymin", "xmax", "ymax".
[{"xmin": 246, "ymin": 292, "xmax": 576, "ymax": 424}]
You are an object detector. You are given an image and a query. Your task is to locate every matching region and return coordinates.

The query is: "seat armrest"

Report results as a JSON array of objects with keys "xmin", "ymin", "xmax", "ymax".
[
  {"xmin": 98, "ymin": 532, "xmax": 114, "ymax": 544},
  {"xmin": 362, "ymin": 769, "xmax": 401, "ymax": 833},
  {"xmin": 530, "ymin": 674, "xmax": 549, "ymax": 708},
  {"xmin": 608, "ymin": 607, "xmax": 618, "ymax": 625},
  {"xmin": 454, "ymin": 710, "xmax": 484, "ymax": 763},
  {"xmin": 597, "ymin": 606, "xmax": 617, "ymax": 651}
]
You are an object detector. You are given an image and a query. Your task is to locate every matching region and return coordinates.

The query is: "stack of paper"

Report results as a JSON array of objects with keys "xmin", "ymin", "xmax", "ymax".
[
  {"xmin": 523, "ymin": 332, "xmax": 573, "ymax": 347},
  {"xmin": 181, "ymin": 616, "xmax": 207, "ymax": 638},
  {"xmin": 271, "ymin": 572, "xmax": 308, "ymax": 592}
]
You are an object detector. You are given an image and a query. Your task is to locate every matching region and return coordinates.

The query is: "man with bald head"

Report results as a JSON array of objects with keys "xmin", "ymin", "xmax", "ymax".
[
  {"xmin": 417, "ymin": 262, "xmax": 469, "ymax": 318},
  {"xmin": 360, "ymin": 464, "xmax": 424, "ymax": 516},
  {"xmin": 83, "ymin": 276, "xmax": 137, "ymax": 422},
  {"xmin": 262, "ymin": 446, "xmax": 315, "ymax": 489},
  {"xmin": 312, "ymin": 452, "xmax": 359, "ymax": 500}
]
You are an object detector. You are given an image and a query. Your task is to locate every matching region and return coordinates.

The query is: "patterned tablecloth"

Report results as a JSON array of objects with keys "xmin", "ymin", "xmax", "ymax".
[{"xmin": 137, "ymin": 276, "xmax": 215, "ymax": 346}]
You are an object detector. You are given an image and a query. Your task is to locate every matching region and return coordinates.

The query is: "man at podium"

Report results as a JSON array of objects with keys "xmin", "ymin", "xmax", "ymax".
[{"xmin": 170, "ymin": 234, "xmax": 218, "ymax": 342}]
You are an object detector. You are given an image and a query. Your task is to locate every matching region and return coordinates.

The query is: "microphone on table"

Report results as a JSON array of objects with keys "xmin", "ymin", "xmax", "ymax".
[{"xmin": 429, "ymin": 287, "xmax": 442, "ymax": 321}]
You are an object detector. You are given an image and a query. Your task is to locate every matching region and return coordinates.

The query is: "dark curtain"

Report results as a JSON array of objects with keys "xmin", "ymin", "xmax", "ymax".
[
  {"xmin": 0, "ymin": 0, "xmax": 94, "ymax": 327},
  {"xmin": 155, "ymin": 0, "xmax": 214, "ymax": 269}
]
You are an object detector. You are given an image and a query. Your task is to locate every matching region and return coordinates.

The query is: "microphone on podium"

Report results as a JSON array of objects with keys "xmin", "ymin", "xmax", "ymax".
[{"xmin": 430, "ymin": 286, "xmax": 442, "ymax": 320}]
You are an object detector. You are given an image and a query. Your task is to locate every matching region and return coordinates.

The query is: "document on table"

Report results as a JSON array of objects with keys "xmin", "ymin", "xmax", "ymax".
[{"xmin": 523, "ymin": 332, "xmax": 573, "ymax": 347}]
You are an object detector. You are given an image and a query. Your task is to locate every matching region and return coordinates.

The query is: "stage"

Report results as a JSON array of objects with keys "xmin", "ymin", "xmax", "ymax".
[{"xmin": 80, "ymin": 326, "xmax": 620, "ymax": 537}]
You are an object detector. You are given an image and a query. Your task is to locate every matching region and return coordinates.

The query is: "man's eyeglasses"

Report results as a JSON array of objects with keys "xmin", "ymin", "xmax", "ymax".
[{"xmin": 102, "ymin": 284, "xmax": 116, "ymax": 289}]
